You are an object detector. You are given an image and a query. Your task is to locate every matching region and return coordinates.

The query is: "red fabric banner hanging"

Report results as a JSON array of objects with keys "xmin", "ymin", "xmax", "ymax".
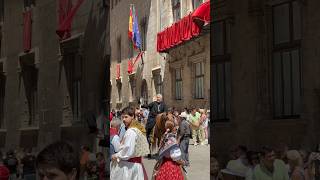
[
  {"xmin": 156, "ymin": 13, "xmax": 200, "ymax": 53},
  {"xmin": 23, "ymin": 10, "xmax": 32, "ymax": 52},
  {"xmin": 58, "ymin": 0, "xmax": 72, "ymax": 39},
  {"xmin": 192, "ymin": 0, "xmax": 211, "ymax": 27},
  {"xmin": 128, "ymin": 59, "xmax": 133, "ymax": 74},
  {"xmin": 56, "ymin": 0, "xmax": 84, "ymax": 40},
  {"xmin": 127, "ymin": 51, "xmax": 144, "ymax": 74},
  {"xmin": 116, "ymin": 64, "xmax": 120, "ymax": 79},
  {"xmin": 157, "ymin": 1, "xmax": 210, "ymax": 53}
]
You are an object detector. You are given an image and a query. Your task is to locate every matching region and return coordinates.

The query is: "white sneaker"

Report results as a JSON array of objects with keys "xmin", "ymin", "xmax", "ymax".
[{"xmin": 194, "ymin": 142, "xmax": 198, "ymax": 146}]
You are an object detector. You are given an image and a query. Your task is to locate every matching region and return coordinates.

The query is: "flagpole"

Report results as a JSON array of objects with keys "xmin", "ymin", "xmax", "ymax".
[{"xmin": 140, "ymin": 48, "xmax": 144, "ymax": 65}]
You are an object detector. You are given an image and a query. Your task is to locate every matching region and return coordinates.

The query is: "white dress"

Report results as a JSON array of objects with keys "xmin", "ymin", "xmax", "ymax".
[{"xmin": 110, "ymin": 128, "xmax": 148, "ymax": 180}]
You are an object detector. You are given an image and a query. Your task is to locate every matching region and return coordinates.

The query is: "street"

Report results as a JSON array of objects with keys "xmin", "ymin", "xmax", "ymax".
[{"xmin": 143, "ymin": 144, "xmax": 210, "ymax": 180}]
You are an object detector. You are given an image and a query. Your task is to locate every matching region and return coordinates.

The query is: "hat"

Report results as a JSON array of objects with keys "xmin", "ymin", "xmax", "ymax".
[
  {"xmin": 220, "ymin": 159, "xmax": 249, "ymax": 177},
  {"xmin": 179, "ymin": 112, "xmax": 188, "ymax": 118},
  {"xmin": 158, "ymin": 133, "xmax": 179, "ymax": 158}
]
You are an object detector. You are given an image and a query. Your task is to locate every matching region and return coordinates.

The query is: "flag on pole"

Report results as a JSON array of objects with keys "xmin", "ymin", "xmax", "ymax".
[
  {"xmin": 132, "ymin": 5, "xmax": 141, "ymax": 50},
  {"xmin": 128, "ymin": 4, "xmax": 141, "ymax": 50},
  {"xmin": 128, "ymin": 5, "xmax": 133, "ymax": 40}
]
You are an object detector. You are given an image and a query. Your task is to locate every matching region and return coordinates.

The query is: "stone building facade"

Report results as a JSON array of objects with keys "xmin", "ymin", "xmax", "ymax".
[
  {"xmin": 0, "ymin": 0, "xmax": 110, "ymax": 152},
  {"xmin": 212, "ymin": 0, "xmax": 320, "ymax": 164},
  {"xmin": 110, "ymin": 0, "xmax": 210, "ymax": 111}
]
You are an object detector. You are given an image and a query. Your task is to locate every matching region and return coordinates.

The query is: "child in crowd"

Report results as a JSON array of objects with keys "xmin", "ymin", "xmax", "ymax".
[
  {"xmin": 110, "ymin": 118, "xmax": 122, "ymax": 158},
  {"xmin": 178, "ymin": 112, "xmax": 192, "ymax": 167}
]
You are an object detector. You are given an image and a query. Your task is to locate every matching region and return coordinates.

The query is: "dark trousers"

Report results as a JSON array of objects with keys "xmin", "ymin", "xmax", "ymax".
[
  {"xmin": 146, "ymin": 117, "xmax": 156, "ymax": 144},
  {"xmin": 180, "ymin": 137, "xmax": 190, "ymax": 166}
]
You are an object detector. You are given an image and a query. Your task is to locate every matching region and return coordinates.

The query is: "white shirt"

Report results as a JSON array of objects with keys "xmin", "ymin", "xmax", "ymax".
[{"xmin": 114, "ymin": 128, "xmax": 137, "ymax": 161}]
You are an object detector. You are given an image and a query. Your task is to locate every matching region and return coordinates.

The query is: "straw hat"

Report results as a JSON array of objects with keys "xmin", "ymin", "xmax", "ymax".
[{"xmin": 220, "ymin": 159, "xmax": 249, "ymax": 177}]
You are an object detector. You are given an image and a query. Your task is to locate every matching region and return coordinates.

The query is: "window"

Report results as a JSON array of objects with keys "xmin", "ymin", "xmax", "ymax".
[
  {"xmin": 129, "ymin": 77, "xmax": 136, "ymax": 101},
  {"xmin": 0, "ymin": 0, "xmax": 4, "ymax": 22},
  {"xmin": 0, "ymin": 71, "xmax": 5, "ymax": 128},
  {"xmin": 102, "ymin": 0, "xmax": 108, "ymax": 8},
  {"xmin": 22, "ymin": 64, "xmax": 38, "ymax": 126},
  {"xmin": 213, "ymin": 62, "xmax": 231, "ymax": 121},
  {"xmin": 24, "ymin": 0, "xmax": 35, "ymax": 9},
  {"xmin": 272, "ymin": 1, "xmax": 302, "ymax": 118},
  {"xmin": 194, "ymin": 62, "xmax": 204, "ymax": 99},
  {"xmin": 172, "ymin": 0, "xmax": 181, "ymax": 22},
  {"xmin": 141, "ymin": 79, "xmax": 148, "ymax": 105},
  {"xmin": 64, "ymin": 54, "xmax": 82, "ymax": 121},
  {"xmin": 110, "ymin": 84, "xmax": 112, "ymax": 103},
  {"xmin": 175, "ymin": 68, "xmax": 182, "ymax": 100},
  {"xmin": 193, "ymin": 0, "xmax": 203, "ymax": 9},
  {"xmin": 212, "ymin": 20, "xmax": 231, "ymax": 121},
  {"xmin": 154, "ymin": 74, "xmax": 163, "ymax": 95},
  {"xmin": 159, "ymin": 0, "xmax": 164, "ymax": 30},
  {"xmin": 141, "ymin": 17, "xmax": 147, "ymax": 51},
  {"xmin": 117, "ymin": 81, "xmax": 122, "ymax": 102},
  {"xmin": 117, "ymin": 37, "xmax": 121, "ymax": 63},
  {"xmin": 72, "ymin": 80, "xmax": 81, "ymax": 121}
]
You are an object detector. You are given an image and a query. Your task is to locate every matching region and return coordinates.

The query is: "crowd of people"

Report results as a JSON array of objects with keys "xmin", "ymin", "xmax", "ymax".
[
  {"xmin": 0, "ymin": 149, "xmax": 36, "ymax": 180},
  {"xmin": 109, "ymin": 94, "xmax": 210, "ymax": 180},
  {"xmin": 211, "ymin": 144, "xmax": 320, "ymax": 180},
  {"xmin": 0, "ymin": 144, "xmax": 107, "ymax": 180}
]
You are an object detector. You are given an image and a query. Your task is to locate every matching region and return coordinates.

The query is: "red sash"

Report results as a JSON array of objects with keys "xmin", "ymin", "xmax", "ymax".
[{"xmin": 127, "ymin": 157, "xmax": 148, "ymax": 180}]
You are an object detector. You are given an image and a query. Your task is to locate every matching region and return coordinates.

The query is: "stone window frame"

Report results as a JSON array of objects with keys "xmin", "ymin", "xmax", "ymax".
[
  {"xmin": 152, "ymin": 67, "xmax": 163, "ymax": 97},
  {"xmin": 0, "ymin": 57, "xmax": 6, "ymax": 130},
  {"xmin": 193, "ymin": 61, "xmax": 205, "ymax": 99},
  {"xmin": 59, "ymin": 34, "xmax": 84, "ymax": 125},
  {"xmin": 0, "ymin": 0, "xmax": 4, "ymax": 23},
  {"xmin": 212, "ymin": 19, "xmax": 232, "ymax": 122},
  {"xmin": 140, "ymin": 16, "xmax": 147, "ymax": 51},
  {"xmin": 172, "ymin": 0, "xmax": 182, "ymax": 22},
  {"xmin": 117, "ymin": 36, "xmax": 121, "ymax": 63},
  {"xmin": 187, "ymin": 52, "xmax": 206, "ymax": 100},
  {"xmin": 174, "ymin": 67, "xmax": 183, "ymax": 100},
  {"xmin": 116, "ymin": 77, "xmax": 123, "ymax": 103},
  {"xmin": 128, "ymin": 73, "xmax": 136, "ymax": 103},
  {"xmin": 110, "ymin": 80, "xmax": 113, "ymax": 104},
  {"xmin": 151, "ymin": 66, "xmax": 164, "ymax": 97},
  {"xmin": 23, "ymin": 0, "xmax": 36, "ymax": 11},
  {"xmin": 102, "ymin": 0, "xmax": 109, "ymax": 8},
  {"xmin": 270, "ymin": 0, "xmax": 303, "ymax": 119},
  {"xmin": 18, "ymin": 47, "xmax": 40, "ymax": 129}
]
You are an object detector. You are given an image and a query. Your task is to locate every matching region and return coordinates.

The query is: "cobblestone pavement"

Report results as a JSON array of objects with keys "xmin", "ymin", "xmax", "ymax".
[{"xmin": 143, "ymin": 144, "xmax": 210, "ymax": 180}]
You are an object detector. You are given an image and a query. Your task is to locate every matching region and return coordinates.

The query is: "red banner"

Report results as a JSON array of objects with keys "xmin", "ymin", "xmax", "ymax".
[
  {"xmin": 127, "ymin": 51, "xmax": 144, "ymax": 74},
  {"xmin": 116, "ymin": 64, "xmax": 120, "ymax": 79},
  {"xmin": 56, "ymin": 0, "xmax": 84, "ymax": 40},
  {"xmin": 23, "ymin": 10, "xmax": 32, "ymax": 52},
  {"xmin": 157, "ymin": 13, "xmax": 200, "ymax": 53},
  {"xmin": 192, "ymin": 0, "xmax": 211, "ymax": 26},
  {"xmin": 57, "ymin": 0, "xmax": 72, "ymax": 39},
  {"xmin": 128, "ymin": 59, "xmax": 133, "ymax": 74}
]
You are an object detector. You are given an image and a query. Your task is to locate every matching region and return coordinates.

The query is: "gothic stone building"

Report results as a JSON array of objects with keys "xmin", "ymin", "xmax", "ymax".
[
  {"xmin": 212, "ymin": 0, "xmax": 320, "ymax": 164},
  {"xmin": 0, "ymin": 0, "xmax": 110, "ymax": 152},
  {"xmin": 110, "ymin": 0, "xmax": 210, "ymax": 111}
]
